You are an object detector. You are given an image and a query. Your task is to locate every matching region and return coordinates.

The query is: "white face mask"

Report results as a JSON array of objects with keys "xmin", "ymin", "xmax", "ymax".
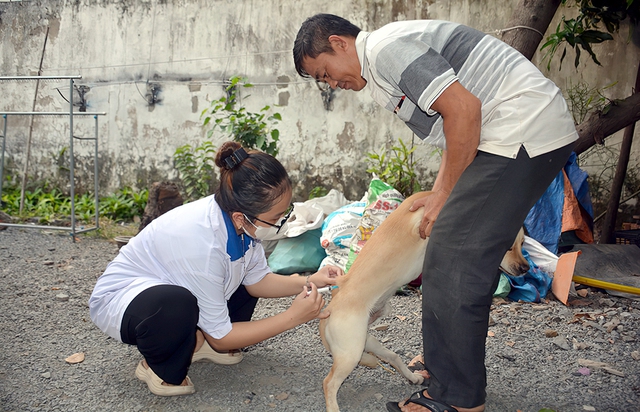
[{"xmin": 243, "ymin": 214, "xmax": 284, "ymax": 241}]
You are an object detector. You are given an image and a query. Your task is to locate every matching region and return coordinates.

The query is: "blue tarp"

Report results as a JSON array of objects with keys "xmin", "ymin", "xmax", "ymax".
[
  {"xmin": 504, "ymin": 250, "xmax": 553, "ymax": 303},
  {"xmin": 524, "ymin": 152, "xmax": 594, "ymax": 254}
]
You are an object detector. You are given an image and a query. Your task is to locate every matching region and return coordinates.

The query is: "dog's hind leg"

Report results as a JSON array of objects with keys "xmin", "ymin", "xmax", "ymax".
[
  {"xmin": 364, "ymin": 334, "xmax": 424, "ymax": 385},
  {"xmin": 359, "ymin": 352, "xmax": 378, "ymax": 368}
]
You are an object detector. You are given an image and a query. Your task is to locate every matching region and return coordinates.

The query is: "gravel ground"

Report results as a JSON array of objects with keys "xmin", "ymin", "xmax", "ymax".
[{"xmin": 1, "ymin": 227, "xmax": 639, "ymax": 412}]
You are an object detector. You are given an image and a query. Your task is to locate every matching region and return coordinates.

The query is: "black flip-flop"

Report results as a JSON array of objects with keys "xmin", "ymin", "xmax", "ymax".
[
  {"xmin": 407, "ymin": 361, "xmax": 430, "ymax": 386},
  {"xmin": 408, "ymin": 360, "xmax": 426, "ymax": 372},
  {"xmin": 386, "ymin": 389, "xmax": 458, "ymax": 412}
]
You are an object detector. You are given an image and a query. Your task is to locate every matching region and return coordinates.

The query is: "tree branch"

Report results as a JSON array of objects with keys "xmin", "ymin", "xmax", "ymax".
[{"xmin": 574, "ymin": 92, "xmax": 640, "ymax": 155}]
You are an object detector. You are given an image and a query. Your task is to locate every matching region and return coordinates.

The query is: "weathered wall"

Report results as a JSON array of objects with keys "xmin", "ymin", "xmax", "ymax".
[{"xmin": 0, "ymin": 0, "xmax": 638, "ymax": 201}]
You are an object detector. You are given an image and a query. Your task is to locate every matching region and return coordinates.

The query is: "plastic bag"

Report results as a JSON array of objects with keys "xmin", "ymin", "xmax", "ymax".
[
  {"xmin": 273, "ymin": 189, "xmax": 350, "ymax": 239},
  {"xmin": 267, "ymin": 229, "xmax": 326, "ymax": 275},
  {"xmin": 304, "ymin": 189, "xmax": 349, "ymax": 217},
  {"xmin": 319, "ymin": 201, "xmax": 366, "ymax": 269},
  {"xmin": 493, "ymin": 236, "xmax": 557, "ymax": 300},
  {"xmin": 345, "ymin": 178, "xmax": 404, "ymax": 272},
  {"xmin": 493, "ymin": 274, "xmax": 512, "ymax": 298},
  {"xmin": 282, "ymin": 202, "xmax": 325, "ymax": 238},
  {"xmin": 523, "ymin": 235, "xmax": 559, "ymax": 274}
]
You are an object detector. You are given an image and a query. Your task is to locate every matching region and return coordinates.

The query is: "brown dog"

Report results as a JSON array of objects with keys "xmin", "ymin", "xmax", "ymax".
[{"xmin": 320, "ymin": 191, "xmax": 529, "ymax": 412}]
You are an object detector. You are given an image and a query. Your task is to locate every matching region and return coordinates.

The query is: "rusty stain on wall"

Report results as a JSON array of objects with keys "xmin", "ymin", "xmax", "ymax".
[
  {"xmin": 278, "ymin": 91, "xmax": 289, "ymax": 106},
  {"xmin": 336, "ymin": 122, "xmax": 356, "ymax": 152},
  {"xmin": 191, "ymin": 96, "xmax": 198, "ymax": 113}
]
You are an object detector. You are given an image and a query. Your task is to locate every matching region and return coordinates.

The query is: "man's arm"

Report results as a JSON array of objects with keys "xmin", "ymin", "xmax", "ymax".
[{"xmin": 410, "ymin": 81, "xmax": 481, "ymax": 238}]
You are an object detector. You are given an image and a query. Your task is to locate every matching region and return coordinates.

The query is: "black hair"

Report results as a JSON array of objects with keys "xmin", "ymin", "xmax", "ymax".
[
  {"xmin": 214, "ymin": 141, "xmax": 292, "ymax": 217},
  {"xmin": 293, "ymin": 13, "xmax": 361, "ymax": 78}
]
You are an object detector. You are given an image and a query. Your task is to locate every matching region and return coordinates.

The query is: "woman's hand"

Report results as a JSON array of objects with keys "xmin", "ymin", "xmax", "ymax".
[
  {"xmin": 287, "ymin": 282, "xmax": 330, "ymax": 322},
  {"xmin": 308, "ymin": 265, "xmax": 344, "ymax": 288}
]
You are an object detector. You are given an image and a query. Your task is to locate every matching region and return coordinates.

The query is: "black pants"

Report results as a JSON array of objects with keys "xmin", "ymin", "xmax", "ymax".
[
  {"xmin": 120, "ymin": 284, "xmax": 258, "ymax": 385},
  {"xmin": 422, "ymin": 143, "xmax": 574, "ymax": 407}
]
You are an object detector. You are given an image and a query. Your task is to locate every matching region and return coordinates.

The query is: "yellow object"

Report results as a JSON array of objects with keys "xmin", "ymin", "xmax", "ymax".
[{"xmin": 572, "ymin": 275, "xmax": 640, "ymax": 296}]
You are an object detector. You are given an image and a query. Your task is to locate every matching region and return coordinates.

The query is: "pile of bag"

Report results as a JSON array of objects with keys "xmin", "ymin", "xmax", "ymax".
[{"xmin": 267, "ymin": 177, "xmax": 401, "ymax": 275}]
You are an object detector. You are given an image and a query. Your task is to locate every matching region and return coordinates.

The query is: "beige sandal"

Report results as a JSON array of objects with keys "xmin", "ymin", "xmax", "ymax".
[
  {"xmin": 135, "ymin": 360, "xmax": 195, "ymax": 396},
  {"xmin": 191, "ymin": 339, "xmax": 243, "ymax": 365}
]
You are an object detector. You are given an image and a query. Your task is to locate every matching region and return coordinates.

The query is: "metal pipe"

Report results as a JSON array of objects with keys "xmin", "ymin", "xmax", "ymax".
[
  {"xmin": 0, "ymin": 115, "xmax": 6, "ymax": 205},
  {"xmin": 69, "ymin": 78, "xmax": 76, "ymax": 242},
  {"xmin": 0, "ymin": 75, "xmax": 104, "ymax": 240},
  {"xmin": 0, "ymin": 75, "xmax": 81, "ymax": 80},
  {"xmin": 94, "ymin": 115, "xmax": 100, "ymax": 229},
  {"xmin": 0, "ymin": 112, "xmax": 106, "ymax": 116},
  {"xmin": 0, "ymin": 222, "xmax": 97, "ymax": 233}
]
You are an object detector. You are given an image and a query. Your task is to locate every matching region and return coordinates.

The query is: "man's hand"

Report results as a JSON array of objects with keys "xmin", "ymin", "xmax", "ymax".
[{"xmin": 409, "ymin": 190, "xmax": 449, "ymax": 239}]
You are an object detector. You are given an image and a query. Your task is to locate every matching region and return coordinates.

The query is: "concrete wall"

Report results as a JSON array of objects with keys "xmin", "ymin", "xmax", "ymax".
[{"xmin": 1, "ymin": 0, "xmax": 638, "ymax": 201}]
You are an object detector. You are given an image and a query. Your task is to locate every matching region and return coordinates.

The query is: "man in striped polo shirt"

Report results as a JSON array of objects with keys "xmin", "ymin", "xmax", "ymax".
[{"xmin": 294, "ymin": 14, "xmax": 577, "ymax": 412}]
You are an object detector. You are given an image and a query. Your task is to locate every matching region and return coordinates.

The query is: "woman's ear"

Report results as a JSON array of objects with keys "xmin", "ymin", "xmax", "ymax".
[{"xmin": 231, "ymin": 211, "xmax": 246, "ymax": 231}]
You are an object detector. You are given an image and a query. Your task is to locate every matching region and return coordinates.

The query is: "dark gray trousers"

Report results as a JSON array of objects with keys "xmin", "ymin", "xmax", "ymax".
[{"xmin": 422, "ymin": 143, "xmax": 574, "ymax": 407}]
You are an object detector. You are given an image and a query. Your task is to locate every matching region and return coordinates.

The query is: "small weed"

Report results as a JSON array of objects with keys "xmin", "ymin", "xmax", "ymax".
[
  {"xmin": 174, "ymin": 140, "xmax": 217, "ymax": 202},
  {"xmin": 202, "ymin": 75, "xmax": 281, "ymax": 157},
  {"xmin": 309, "ymin": 186, "xmax": 329, "ymax": 199},
  {"xmin": 366, "ymin": 138, "xmax": 422, "ymax": 198}
]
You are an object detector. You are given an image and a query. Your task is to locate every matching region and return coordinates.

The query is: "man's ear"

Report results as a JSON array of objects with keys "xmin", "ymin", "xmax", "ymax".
[{"xmin": 328, "ymin": 34, "xmax": 349, "ymax": 51}]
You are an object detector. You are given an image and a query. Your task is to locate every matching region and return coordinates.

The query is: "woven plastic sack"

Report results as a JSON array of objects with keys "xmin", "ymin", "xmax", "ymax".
[
  {"xmin": 345, "ymin": 178, "xmax": 404, "ymax": 272},
  {"xmin": 318, "ymin": 201, "xmax": 366, "ymax": 270}
]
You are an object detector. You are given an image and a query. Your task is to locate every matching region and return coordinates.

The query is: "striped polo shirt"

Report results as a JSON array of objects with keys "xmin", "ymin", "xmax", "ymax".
[{"xmin": 356, "ymin": 20, "xmax": 578, "ymax": 158}]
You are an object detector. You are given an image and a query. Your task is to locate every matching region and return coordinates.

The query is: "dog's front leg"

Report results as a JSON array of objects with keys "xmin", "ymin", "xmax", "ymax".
[
  {"xmin": 323, "ymin": 320, "xmax": 369, "ymax": 412},
  {"xmin": 364, "ymin": 334, "xmax": 424, "ymax": 385}
]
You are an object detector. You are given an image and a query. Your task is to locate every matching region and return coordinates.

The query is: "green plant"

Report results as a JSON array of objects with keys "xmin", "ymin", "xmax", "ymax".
[
  {"xmin": 1, "ymin": 180, "xmax": 148, "ymax": 238},
  {"xmin": 366, "ymin": 138, "xmax": 422, "ymax": 198},
  {"xmin": 99, "ymin": 187, "xmax": 148, "ymax": 222},
  {"xmin": 1, "ymin": 183, "xmax": 148, "ymax": 225},
  {"xmin": 578, "ymin": 143, "xmax": 640, "ymax": 234},
  {"xmin": 202, "ymin": 75, "xmax": 281, "ymax": 157},
  {"xmin": 565, "ymin": 80, "xmax": 616, "ymax": 123},
  {"xmin": 309, "ymin": 186, "xmax": 328, "ymax": 199},
  {"xmin": 117, "ymin": 186, "xmax": 148, "ymax": 217},
  {"xmin": 174, "ymin": 140, "xmax": 217, "ymax": 201},
  {"xmin": 541, "ymin": 0, "xmax": 639, "ymax": 70}
]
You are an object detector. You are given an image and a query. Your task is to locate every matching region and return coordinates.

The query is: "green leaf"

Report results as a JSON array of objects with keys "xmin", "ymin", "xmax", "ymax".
[{"xmin": 256, "ymin": 135, "xmax": 265, "ymax": 149}]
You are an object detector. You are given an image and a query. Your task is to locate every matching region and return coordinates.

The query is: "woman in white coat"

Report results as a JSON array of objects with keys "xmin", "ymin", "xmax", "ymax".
[{"xmin": 89, "ymin": 141, "xmax": 342, "ymax": 396}]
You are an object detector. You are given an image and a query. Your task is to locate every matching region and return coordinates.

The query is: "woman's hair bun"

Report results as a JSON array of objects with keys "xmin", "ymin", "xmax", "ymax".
[{"xmin": 215, "ymin": 141, "xmax": 244, "ymax": 170}]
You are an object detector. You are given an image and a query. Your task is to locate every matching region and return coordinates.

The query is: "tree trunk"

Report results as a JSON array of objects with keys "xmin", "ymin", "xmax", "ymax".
[
  {"xmin": 503, "ymin": 0, "xmax": 640, "ymax": 154},
  {"xmin": 501, "ymin": 0, "xmax": 562, "ymax": 60},
  {"xmin": 138, "ymin": 181, "xmax": 184, "ymax": 233},
  {"xmin": 601, "ymin": 62, "xmax": 640, "ymax": 243}
]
